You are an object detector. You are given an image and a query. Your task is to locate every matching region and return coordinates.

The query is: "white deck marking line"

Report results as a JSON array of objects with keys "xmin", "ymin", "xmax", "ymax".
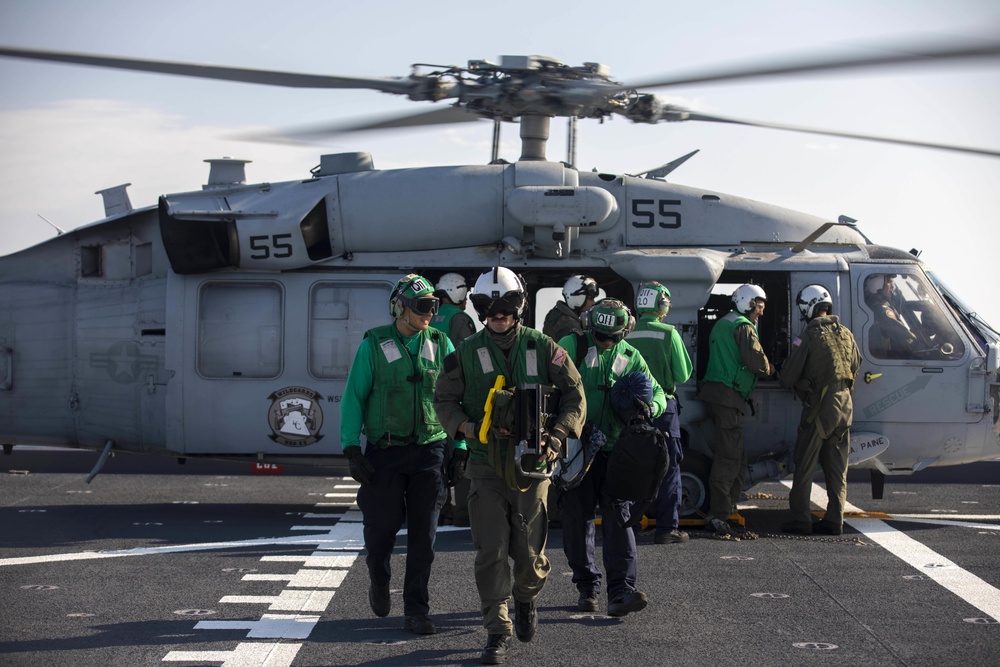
[
  {"xmin": 783, "ymin": 480, "xmax": 1000, "ymax": 621},
  {"xmin": 243, "ymin": 569, "xmax": 348, "ymax": 588},
  {"xmin": 884, "ymin": 514, "xmax": 1000, "ymax": 521},
  {"xmin": 883, "ymin": 519, "xmax": 1000, "ymax": 530},
  {"xmin": 194, "ymin": 613, "xmax": 321, "ymax": 639},
  {"xmin": 220, "ymin": 589, "xmax": 335, "ymax": 612},
  {"xmin": 0, "ymin": 524, "xmax": 361, "ymax": 567},
  {"xmin": 163, "ymin": 642, "xmax": 302, "ymax": 665}
]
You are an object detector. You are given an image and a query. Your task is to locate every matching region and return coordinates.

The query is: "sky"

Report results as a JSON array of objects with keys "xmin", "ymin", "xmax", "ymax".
[{"xmin": 1, "ymin": 0, "xmax": 998, "ymax": 327}]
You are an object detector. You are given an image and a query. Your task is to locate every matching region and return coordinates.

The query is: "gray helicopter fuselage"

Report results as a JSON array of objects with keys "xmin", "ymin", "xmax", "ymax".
[{"xmin": 1, "ymin": 154, "xmax": 997, "ymax": 482}]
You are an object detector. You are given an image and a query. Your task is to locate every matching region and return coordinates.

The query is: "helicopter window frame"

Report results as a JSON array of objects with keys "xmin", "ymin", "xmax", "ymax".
[
  {"xmin": 856, "ymin": 267, "xmax": 967, "ymax": 363},
  {"xmin": 196, "ymin": 280, "xmax": 284, "ymax": 380}
]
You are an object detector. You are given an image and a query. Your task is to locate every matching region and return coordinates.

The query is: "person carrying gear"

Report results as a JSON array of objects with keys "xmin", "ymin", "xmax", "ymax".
[
  {"xmin": 430, "ymin": 272, "xmax": 477, "ymax": 527},
  {"xmin": 780, "ymin": 285, "xmax": 862, "ymax": 536},
  {"xmin": 339, "ymin": 274, "xmax": 452, "ymax": 636},
  {"xmin": 698, "ymin": 284, "xmax": 774, "ymax": 537},
  {"xmin": 626, "ymin": 282, "xmax": 694, "ymax": 545},
  {"xmin": 864, "ymin": 274, "xmax": 919, "ymax": 358},
  {"xmin": 543, "ymin": 274, "xmax": 599, "ymax": 342},
  {"xmin": 557, "ymin": 298, "xmax": 665, "ymax": 618},
  {"xmin": 434, "ymin": 267, "xmax": 586, "ymax": 666}
]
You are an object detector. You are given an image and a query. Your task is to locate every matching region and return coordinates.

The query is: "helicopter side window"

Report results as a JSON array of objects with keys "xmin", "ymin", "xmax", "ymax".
[
  {"xmin": 310, "ymin": 283, "xmax": 391, "ymax": 379},
  {"xmin": 862, "ymin": 272, "xmax": 964, "ymax": 360},
  {"xmin": 197, "ymin": 282, "xmax": 283, "ymax": 379}
]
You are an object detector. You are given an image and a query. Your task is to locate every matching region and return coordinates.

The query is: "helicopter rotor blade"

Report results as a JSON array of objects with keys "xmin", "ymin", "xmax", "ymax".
[
  {"xmin": 236, "ymin": 105, "xmax": 485, "ymax": 143},
  {"xmin": 619, "ymin": 39, "xmax": 1000, "ymax": 91},
  {"xmin": 0, "ymin": 45, "xmax": 421, "ymax": 95},
  {"xmin": 685, "ymin": 112, "xmax": 1000, "ymax": 158}
]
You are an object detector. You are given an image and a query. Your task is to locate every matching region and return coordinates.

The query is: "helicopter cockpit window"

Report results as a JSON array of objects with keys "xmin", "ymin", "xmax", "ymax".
[
  {"xmin": 198, "ymin": 282, "xmax": 282, "ymax": 379},
  {"xmin": 863, "ymin": 272, "xmax": 964, "ymax": 361}
]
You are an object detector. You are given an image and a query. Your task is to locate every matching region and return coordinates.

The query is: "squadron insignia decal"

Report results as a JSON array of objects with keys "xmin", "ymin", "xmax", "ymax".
[{"xmin": 267, "ymin": 387, "xmax": 324, "ymax": 447}]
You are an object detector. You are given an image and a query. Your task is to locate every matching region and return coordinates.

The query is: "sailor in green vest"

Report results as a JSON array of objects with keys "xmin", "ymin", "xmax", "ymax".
[
  {"xmin": 780, "ymin": 285, "xmax": 861, "ymax": 536},
  {"xmin": 431, "ymin": 272, "xmax": 476, "ymax": 345},
  {"xmin": 698, "ymin": 284, "xmax": 774, "ymax": 537},
  {"xmin": 558, "ymin": 298, "xmax": 666, "ymax": 618},
  {"xmin": 434, "ymin": 267, "xmax": 586, "ymax": 665},
  {"xmin": 542, "ymin": 274, "xmax": 599, "ymax": 341},
  {"xmin": 430, "ymin": 272, "xmax": 477, "ymax": 527},
  {"xmin": 626, "ymin": 282, "xmax": 694, "ymax": 545},
  {"xmin": 340, "ymin": 274, "xmax": 454, "ymax": 636}
]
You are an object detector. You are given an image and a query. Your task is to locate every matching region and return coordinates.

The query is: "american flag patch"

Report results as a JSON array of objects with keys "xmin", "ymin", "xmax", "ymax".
[
  {"xmin": 792, "ymin": 337, "xmax": 802, "ymax": 347},
  {"xmin": 552, "ymin": 347, "xmax": 568, "ymax": 368}
]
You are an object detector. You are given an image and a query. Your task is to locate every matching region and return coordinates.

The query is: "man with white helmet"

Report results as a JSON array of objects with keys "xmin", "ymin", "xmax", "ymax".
[
  {"xmin": 780, "ymin": 285, "xmax": 861, "ymax": 536},
  {"xmin": 434, "ymin": 267, "xmax": 586, "ymax": 665},
  {"xmin": 698, "ymin": 284, "xmax": 774, "ymax": 537},
  {"xmin": 431, "ymin": 272, "xmax": 476, "ymax": 346},
  {"xmin": 340, "ymin": 274, "xmax": 452, "ymax": 635},
  {"xmin": 626, "ymin": 281, "xmax": 694, "ymax": 545},
  {"xmin": 430, "ymin": 272, "xmax": 477, "ymax": 527},
  {"xmin": 543, "ymin": 274, "xmax": 599, "ymax": 342}
]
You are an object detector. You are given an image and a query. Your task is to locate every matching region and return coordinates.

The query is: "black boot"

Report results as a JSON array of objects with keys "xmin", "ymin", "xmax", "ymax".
[
  {"xmin": 514, "ymin": 600, "xmax": 537, "ymax": 642},
  {"xmin": 481, "ymin": 634, "xmax": 511, "ymax": 664}
]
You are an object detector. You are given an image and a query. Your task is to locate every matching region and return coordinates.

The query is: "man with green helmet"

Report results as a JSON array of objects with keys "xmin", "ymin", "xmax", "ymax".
[
  {"xmin": 698, "ymin": 284, "xmax": 774, "ymax": 537},
  {"xmin": 434, "ymin": 267, "xmax": 585, "ymax": 665},
  {"xmin": 340, "ymin": 274, "xmax": 453, "ymax": 636},
  {"xmin": 558, "ymin": 298, "xmax": 666, "ymax": 618},
  {"xmin": 626, "ymin": 282, "xmax": 693, "ymax": 544}
]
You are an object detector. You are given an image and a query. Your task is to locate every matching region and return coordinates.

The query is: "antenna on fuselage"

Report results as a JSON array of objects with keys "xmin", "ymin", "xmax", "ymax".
[{"xmin": 37, "ymin": 214, "xmax": 65, "ymax": 235}]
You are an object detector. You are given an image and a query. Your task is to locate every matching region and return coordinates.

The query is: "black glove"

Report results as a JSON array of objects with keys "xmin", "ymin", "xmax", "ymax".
[
  {"xmin": 633, "ymin": 397, "xmax": 653, "ymax": 422},
  {"xmin": 447, "ymin": 448, "xmax": 469, "ymax": 486},
  {"xmin": 345, "ymin": 446, "xmax": 374, "ymax": 486}
]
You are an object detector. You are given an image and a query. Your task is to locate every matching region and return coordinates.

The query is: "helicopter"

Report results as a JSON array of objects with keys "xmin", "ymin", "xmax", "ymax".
[{"xmin": 0, "ymin": 43, "xmax": 997, "ymax": 515}]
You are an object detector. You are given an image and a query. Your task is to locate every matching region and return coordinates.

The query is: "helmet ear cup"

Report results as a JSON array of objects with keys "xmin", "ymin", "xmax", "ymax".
[{"xmin": 390, "ymin": 275, "xmax": 419, "ymax": 320}]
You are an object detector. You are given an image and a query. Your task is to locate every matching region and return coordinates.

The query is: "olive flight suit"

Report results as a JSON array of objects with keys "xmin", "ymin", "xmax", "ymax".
[
  {"xmin": 434, "ymin": 324, "xmax": 585, "ymax": 637},
  {"xmin": 780, "ymin": 315, "xmax": 861, "ymax": 527}
]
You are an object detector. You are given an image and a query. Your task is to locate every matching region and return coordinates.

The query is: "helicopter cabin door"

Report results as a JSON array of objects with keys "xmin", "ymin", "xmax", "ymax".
[
  {"xmin": 165, "ymin": 272, "xmax": 393, "ymax": 458},
  {"xmin": 850, "ymin": 264, "xmax": 980, "ymax": 470}
]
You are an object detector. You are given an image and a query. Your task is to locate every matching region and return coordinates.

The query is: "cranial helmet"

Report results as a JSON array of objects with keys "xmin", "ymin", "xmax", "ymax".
[
  {"xmin": 470, "ymin": 267, "xmax": 527, "ymax": 321},
  {"xmin": 582, "ymin": 298, "xmax": 635, "ymax": 344},
  {"xmin": 732, "ymin": 284, "xmax": 767, "ymax": 315},
  {"xmin": 865, "ymin": 274, "xmax": 888, "ymax": 294},
  {"xmin": 635, "ymin": 281, "xmax": 672, "ymax": 317},
  {"xmin": 563, "ymin": 275, "xmax": 600, "ymax": 310},
  {"xmin": 796, "ymin": 284, "xmax": 833, "ymax": 320},
  {"xmin": 389, "ymin": 274, "xmax": 439, "ymax": 319},
  {"xmin": 435, "ymin": 272, "xmax": 469, "ymax": 304}
]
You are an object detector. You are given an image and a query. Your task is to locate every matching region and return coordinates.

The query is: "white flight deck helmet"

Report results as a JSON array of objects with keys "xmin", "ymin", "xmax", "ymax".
[
  {"xmin": 471, "ymin": 267, "xmax": 528, "ymax": 321},
  {"xmin": 562, "ymin": 275, "xmax": 600, "ymax": 310},
  {"xmin": 732, "ymin": 284, "xmax": 767, "ymax": 315},
  {"xmin": 796, "ymin": 284, "xmax": 833, "ymax": 321},
  {"xmin": 435, "ymin": 272, "xmax": 469, "ymax": 304}
]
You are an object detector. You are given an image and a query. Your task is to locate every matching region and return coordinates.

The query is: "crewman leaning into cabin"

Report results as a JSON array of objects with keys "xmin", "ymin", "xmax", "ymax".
[
  {"xmin": 542, "ymin": 274, "xmax": 599, "ymax": 341},
  {"xmin": 435, "ymin": 267, "xmax": 586, "ymax": 666},
  {"xmin": 698, "ymin": 284, "xmax": 774, "ymax": 537},
  {"xmin": 625, "ymin": 281, "xmax": 694, "ymax": 545},
  {"xmin": 340, "ymin": 274, "xmax": 453, "ymax": 636},
  {"xmin": 558, "ymin": 298, "xmax": 665, "ymax": 617},
  {"xmin": 780, "ymin": 284, "xmax": 861, "ymax": 536},
  {"xmin": 430, "ymin": 272, "xmax": 477, "ymax": 527}
]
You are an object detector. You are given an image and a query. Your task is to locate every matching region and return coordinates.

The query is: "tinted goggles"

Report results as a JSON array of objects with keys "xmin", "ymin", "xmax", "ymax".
[
  {"xmin": 471, "ymin": 293, "xmax": 520, "ymax": 318},
  {"xmin": 406, "ymin": 296, "xmax": 440, "ymax": 316},
  {"xmin": 592, "ymin": 330, "xmax": 625, "ymax": 344}
]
